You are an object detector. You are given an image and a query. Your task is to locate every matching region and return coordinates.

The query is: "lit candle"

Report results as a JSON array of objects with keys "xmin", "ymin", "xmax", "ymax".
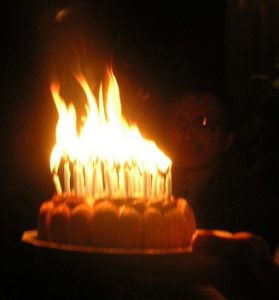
[
  {"xmin": 166, "ymin": 169, "xmax": 172, "ymax": 198},
  {"xmin": 133, "ymin": 167, "xmax": 139, "ymax": 198},
  {"xmin": 93, "ymin": 161, "xmax": 103, "ymax": 199},
  {"xmin": 73, "ymin": 162, "xmax": 78, "ymax": 194},
  {"xmin": 53, "ymin": 173, "xmax": 62, "ymax": 194},
  {"xmin": 111, "ymin": 167, "xmax": 118, "ymax": 197},
  {"xmin": 127, "ymin": 166, "xmax": 134, "ymax": 198},
  {"xmin": 144, "ymin": 171, "xmax": 151, "ymax": 199},
  {"xmin": 92, "ymin": 163, "xmax": 97, "ymax": 198},
  {"xmin": 125, "ymin": 167, "xmax": 132, "ymax": 198},
  {"xmin": 138, "ymin": 168, "xmax": 143, "ymax": 198},
  {"xmin": 104, "ymin": 165, "xmax": 112, "ymax": 198},
  {"xmin": 151, "ymin": 173, "xmax": 157, "ymax": 200},
  {"xmin": 79, "ymin": 163, "xmax": 85, "ymax": 195},
  {"xmin": 73, "ymin": 161, "xmax": 83, "ymax": 195},
  {"xmin": 76, "ymin": 162, "xmax": 81, "ymax": 195},
  {"xmin": 85, "ymin": 163, "xmax": 93, "ymax": 196},
  {"xmin": 118, "ymin": 166, "xmax": 126, "ymax": 198},
  {"xmin": 64, "ymin": 161, "xmax": 71, "ymax": 193},
  {"xmin": 159, "ymin": 174, "xmax": 164, "ymax": 199}
]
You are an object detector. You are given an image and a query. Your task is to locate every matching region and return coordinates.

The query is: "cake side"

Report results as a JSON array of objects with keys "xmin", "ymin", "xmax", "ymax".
[{"xmin": 38, "ymin": 195, "xmax": 196, "ymax": 249}]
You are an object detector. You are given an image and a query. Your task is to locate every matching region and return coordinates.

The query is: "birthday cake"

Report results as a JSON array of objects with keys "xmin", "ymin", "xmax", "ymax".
[
  {"xmin": 36, "ymin": 68, "xmax": 196, "ymax": 249},
  {"xmin": 37, "ymin": 195, "xmax": 196, "ymax": 249}
]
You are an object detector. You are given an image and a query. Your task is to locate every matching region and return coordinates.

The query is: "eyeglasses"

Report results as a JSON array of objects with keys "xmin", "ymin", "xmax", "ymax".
[{"xmin": 169, "ymin": 115, "xmax": 224, "ymax": 134}]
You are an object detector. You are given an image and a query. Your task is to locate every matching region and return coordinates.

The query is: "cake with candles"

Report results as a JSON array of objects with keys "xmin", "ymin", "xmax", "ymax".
[{"xmin": 37, "ymin": 68, "xmax": 196, "ymax": 249}]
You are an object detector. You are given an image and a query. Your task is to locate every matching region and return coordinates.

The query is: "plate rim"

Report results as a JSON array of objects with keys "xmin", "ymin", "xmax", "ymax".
[{"xmin": 21, "ymin": 230, "xmax": 192, "ymax": 255}]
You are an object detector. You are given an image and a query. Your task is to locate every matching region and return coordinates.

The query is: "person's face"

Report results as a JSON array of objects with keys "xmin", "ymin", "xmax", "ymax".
[{"xmin": 167, "ymin": 93, "xmax": 233, "ymax": 170}]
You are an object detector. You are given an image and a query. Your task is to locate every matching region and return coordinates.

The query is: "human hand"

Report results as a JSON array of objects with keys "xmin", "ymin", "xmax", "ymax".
[{"xmin": 191, "ymin": 229, "xmax": 279, "ymax": 299}]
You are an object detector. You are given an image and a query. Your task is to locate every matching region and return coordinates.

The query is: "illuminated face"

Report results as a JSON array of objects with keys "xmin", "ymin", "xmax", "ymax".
[{"xmin": 168, "ymin": 93, "xmax": 232, "ymax": 170}]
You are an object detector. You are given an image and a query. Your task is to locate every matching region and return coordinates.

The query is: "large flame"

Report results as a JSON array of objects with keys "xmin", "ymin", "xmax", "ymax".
[{"xmin": 50, "ymin": 67, "xmax": 172, "ymax": 201}]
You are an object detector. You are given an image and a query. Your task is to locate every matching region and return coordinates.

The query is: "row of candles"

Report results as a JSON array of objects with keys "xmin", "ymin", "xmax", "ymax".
[
  {"xmin": 50, "ymin": 70, "xmax": 173, "ymax": 202},
  {"xmin": 53, "ymin": 159, "xmax": 172, "ymax": 201}
]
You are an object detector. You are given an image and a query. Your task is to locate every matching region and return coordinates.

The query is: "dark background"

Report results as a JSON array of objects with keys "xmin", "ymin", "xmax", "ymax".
[
  {"xmin": 1, "ymin": 1, "xmax": 226, "ymax": 296},
  {"xmin": 1, "ymin": 0, "xmax": 226, "ymax": 244},
  {"xmin": 1, "ymin": 0, "xmax": 278, "ymax": 298}
]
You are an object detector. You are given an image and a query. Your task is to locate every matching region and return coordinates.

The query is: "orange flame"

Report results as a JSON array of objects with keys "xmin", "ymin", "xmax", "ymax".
[{"xmin": 50, "ymin": 67, "xmax": 172, "ymax": 201}]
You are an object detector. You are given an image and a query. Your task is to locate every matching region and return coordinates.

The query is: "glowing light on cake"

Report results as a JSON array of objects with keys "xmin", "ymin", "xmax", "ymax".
[{"xmin": 50, "ymin": 67, "xmax": 172, "ymax": 203}]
